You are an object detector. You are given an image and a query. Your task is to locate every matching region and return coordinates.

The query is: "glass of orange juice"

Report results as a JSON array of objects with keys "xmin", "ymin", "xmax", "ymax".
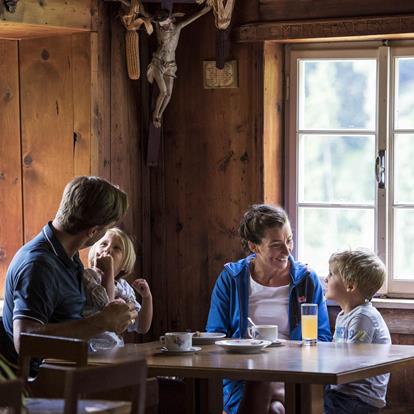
[{"xmin": 301, "ymin": 303, "xmax": 318, "ymax": 345}]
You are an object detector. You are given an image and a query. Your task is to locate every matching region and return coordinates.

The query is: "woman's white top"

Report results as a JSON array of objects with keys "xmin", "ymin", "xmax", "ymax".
[{"xmin": 248, "ymin": 275, "xmax": 290, "ymax": 340}]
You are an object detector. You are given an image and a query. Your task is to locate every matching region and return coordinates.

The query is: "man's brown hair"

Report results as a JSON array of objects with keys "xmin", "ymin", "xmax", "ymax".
[{"xmin": 55, "ymin": 176, "xmax": 128, "ymax": 234}]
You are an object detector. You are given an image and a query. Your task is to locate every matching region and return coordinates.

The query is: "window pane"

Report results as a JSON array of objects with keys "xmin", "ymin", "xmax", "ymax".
[
  {"xmin": 299, "ymin": 59, "xmax": 376, "ymax": 130},
  {"xmin": 394, "ymin": 134, "xmax": 414, "ymax": 203},
  {"xmin": 395, "ymin": 58, "xmax": 414, "ymax": 130},
  {"xmin": 298, "ymin": 134, "xmax": 375, "ymax": 204},
  {"xmin": 393, "ymin": 209, "xmax": 414, "ymax": 280},
  {"xmin": 298, "ymin": 207, "xmax": 375, "ymax": 276}
]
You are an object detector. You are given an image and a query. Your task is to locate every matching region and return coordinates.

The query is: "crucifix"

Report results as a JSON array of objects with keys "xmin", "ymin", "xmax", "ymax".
[
  {"xmin": 108, "ymin": 0, "xmax": 236, "ymax": 165},
  {"xmin": 147, "ymin": 5, "xmax": 211, "ymax": 128}
]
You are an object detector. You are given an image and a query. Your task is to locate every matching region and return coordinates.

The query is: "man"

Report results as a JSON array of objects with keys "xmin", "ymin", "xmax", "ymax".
[{"xmin": 1, "ymin": 176, "xmax": 137, "ymax": 363}]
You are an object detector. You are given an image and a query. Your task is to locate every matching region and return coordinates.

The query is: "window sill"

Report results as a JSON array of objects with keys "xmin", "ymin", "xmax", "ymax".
[{"xmin": 327, "ymin": 298, "xmax": 414, "ymax": 310}]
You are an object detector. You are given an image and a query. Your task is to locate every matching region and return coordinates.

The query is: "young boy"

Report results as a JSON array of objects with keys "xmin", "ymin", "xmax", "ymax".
[{"xmin": 324, "ymin": 249, "xmax": 391, "ymax": 414}]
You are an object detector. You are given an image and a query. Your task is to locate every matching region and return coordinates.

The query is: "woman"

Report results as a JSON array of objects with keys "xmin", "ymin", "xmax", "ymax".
[{"xmin": 206, "ymin": 204, "xmax": 332, "ymax": 414}]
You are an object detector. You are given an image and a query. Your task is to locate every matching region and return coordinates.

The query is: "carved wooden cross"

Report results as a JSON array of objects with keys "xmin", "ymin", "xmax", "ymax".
[
  {"xmin": 108, "ymin": 0, "xmax": 234, "ymax": 165},
  {"xmin": 105, "ymin": 0, "xmax": 235, "ymax": 69}
]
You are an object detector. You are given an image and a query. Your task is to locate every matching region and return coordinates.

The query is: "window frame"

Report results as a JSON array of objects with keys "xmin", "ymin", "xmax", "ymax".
[{"xmin": 285, "ymin": 41, "xmax": 414, "ymax": 298}]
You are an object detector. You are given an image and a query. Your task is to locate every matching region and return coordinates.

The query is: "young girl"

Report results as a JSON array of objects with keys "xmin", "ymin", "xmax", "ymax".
[{"xmin": 83, "ymin": 227, "xmax": 153, "ymax": 348}]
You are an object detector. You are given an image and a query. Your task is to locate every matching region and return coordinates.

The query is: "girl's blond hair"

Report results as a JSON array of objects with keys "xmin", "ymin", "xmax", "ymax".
[
  {"xmin": 88, "ymin": 227, "xmax": 136, "ymax": 278},
  {"xmin": 329, "ymin": 248, "xmax": 386, "ymax": 300}
]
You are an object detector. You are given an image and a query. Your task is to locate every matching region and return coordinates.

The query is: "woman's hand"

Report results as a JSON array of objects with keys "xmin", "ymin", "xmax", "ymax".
[{"xmin": 132, "ymin": 278, "xmax": 152, "ymax": 298}]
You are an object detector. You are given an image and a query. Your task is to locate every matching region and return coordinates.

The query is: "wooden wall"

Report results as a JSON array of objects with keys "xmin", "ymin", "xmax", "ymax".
[
  {"xmin": 0, "ymin": 34, "xmax": 92, "ymax": 287},
  {"xmin": 143, "ymin": 6, "xmax": 285, "ymax": 337},
  {"xmin": 0, "ymin": 3, "xmax": 143, "ymax": 288}
]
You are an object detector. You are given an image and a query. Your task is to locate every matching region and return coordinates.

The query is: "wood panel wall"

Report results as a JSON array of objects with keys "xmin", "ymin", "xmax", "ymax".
[
  {"xmin": 0, "ymin": 34, "xmax": 93, "ymax": 287},
  {"xmin": 0, "ymin": 40, "xmax": 22, "ymax": 287},
  {"xmin": 0, "ymin": 12, "xmax": 143, "ymax": 286},
  {"xmin": 145, "ymin": 7, "xmax": 276, "ymax": 337}
]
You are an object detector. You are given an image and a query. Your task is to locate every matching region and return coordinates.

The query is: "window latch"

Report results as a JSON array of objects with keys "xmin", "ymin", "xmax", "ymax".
[{"xmin": 375, "ymin": 150, "xmax": 386, "ymax": 189}]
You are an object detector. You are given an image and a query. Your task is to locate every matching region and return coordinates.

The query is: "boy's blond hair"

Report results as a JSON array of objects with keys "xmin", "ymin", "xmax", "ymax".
[
  {"xmin": 88, "ymin": 227, "xmax": 136, "ymax": 278},
  {"xmin": 329, "ymin": 249, "xmax": 386, "ymax": 300}
]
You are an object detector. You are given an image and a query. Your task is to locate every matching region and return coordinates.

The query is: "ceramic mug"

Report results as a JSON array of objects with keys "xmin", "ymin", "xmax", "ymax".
[
  {"xmin": 159, "ymin": 332, "xmax": 193, "ymax": 351},
  {"xmin": 248, "ymin": 325, "xmax": 278, "ymax": 342}
]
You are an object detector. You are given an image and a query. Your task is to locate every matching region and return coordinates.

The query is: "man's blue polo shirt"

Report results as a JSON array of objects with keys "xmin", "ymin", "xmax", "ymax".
[{"xmin": 2, "ymin": 222, "xmax": 86, "ymax": 361}]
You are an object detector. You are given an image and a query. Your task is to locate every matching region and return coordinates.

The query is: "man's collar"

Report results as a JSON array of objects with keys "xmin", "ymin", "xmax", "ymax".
[{"xmin": 42, "ymin": 222, "xmax": 83, "ymax": 270}]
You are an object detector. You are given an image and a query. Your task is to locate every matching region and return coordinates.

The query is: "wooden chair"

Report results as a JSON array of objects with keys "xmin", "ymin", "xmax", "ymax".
[
  {"xmin": 19, "ymin": 333, "xmax": 88, "ymax": 397},
  {"xmin": 17, "ymin": 333, "xmax": 158, "ymax": 413},
  {"xmin": 0, "ymin": 379, "xmax": 23, "ymax": 413},
  {"xmin": 62, "ymin": 359, "xmax": 147, "ymax": 414}
]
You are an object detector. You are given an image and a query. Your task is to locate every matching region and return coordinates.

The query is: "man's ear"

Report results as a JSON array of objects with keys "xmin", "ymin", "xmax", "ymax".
[{"xmin": 87, "ymin": 225, "xmax": 101, "ymax": 239}]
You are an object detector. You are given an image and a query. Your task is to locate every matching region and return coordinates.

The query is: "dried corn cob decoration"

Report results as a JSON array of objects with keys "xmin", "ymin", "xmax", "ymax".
[
  {"xmin": 126, "ymin": 30, "xmax": 140, "ymax": 80},
  {"xmin": 121, "ymin": 0, "xmax": 153, "ymax": 81}
]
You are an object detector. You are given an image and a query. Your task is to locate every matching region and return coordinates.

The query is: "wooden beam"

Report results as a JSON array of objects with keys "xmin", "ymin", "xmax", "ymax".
[
  {"xmin": 258, "ymin": 0, "xmax": 414, "ymax": 22},
  {"xmin": 0, "ymin": 22, "xmax": 88, "ymax": 40},
  {"xmin": 235, "ymin": 14, "xmax": 414, "ymax": 43},
  {"xmin": 263, "ymin": 42, "xmax": 283, "ymax": 205},
  {"xmin": 0, "ymin": 0, "xmax": 93, "ymax": 39}
]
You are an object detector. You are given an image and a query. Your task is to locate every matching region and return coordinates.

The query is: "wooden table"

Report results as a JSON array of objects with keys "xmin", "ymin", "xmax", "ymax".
[{"xmin": 89, "ymin": 340, "xmax": 414, "ymax": 414}]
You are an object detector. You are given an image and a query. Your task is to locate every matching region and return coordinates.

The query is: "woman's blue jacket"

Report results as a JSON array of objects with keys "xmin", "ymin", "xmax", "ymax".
[{"xmin": 206, "ymin": 254, "xmax": 332, "ymax": 414}]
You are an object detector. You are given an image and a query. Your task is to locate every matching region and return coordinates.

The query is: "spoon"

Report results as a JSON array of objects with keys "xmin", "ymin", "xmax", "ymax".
[{"xmin": 247, "ymin": 317, "xmax": 257, "ymax": 327}]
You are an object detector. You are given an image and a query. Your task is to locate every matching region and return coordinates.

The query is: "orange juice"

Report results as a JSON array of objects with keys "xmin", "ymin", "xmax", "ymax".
[{"xmin": 301, "ymin": 314, "xmax": 317, "ymax": 340}]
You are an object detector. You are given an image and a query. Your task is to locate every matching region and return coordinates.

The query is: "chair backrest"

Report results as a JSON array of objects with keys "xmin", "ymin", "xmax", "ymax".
[
  {"xmin": 0, "ymin": 379, "xmax": 23, "ymax": 413},
  {"xmin": 18, "ymin": 333, "xmax": 88, "ymax": 381},
  {"xmin": 63, "ymin": 358, "xmax": 147, "ymax": 414}
]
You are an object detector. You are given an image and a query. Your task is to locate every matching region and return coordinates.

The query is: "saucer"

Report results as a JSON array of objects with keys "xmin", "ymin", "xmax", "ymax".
[{"xmin": 160, "ymin": 346, "xmax": 201, "ymax": 355}]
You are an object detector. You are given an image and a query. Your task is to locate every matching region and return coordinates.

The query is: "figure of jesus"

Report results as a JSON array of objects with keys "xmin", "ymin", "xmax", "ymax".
[{"xmin": 147, "ymin": 6, "xmax": 211, "ymax": 128}]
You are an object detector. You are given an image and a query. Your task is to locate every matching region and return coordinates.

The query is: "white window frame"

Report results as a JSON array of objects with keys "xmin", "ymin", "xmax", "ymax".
[{"xmin": 285, "ymin": 41, "xmax": 414, "ymax": 297}]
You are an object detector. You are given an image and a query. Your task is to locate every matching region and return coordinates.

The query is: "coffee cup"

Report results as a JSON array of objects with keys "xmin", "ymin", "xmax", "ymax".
[
  {"xmin": 248, "ymin": 325, "xmax": 278, "ymax": 342},
  {"xmin": 159, "ymin": 332, "xmax": 193, "ymax": 351}
]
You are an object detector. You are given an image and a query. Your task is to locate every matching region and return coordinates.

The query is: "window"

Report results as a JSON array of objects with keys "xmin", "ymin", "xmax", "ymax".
[{"xmin": 286, "ymin": 43, "xmax": 414, "ymax": 297}]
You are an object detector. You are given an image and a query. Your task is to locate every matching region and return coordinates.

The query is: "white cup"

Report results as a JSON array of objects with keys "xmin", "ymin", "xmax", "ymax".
[
  {"xmin": 248, "ymin": 325, "xmax": 278, "ymax": 342},
  {"xmin": 159, "ymin": 332, "xmax": 193, "ymax": 351}
]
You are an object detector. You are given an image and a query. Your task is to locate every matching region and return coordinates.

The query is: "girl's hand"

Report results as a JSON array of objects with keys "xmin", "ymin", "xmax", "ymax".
[
  {"xmin": 95, "ymin": 252, "xmax": 114, "ymax": 275},
  {"xmin": 132, "ymin": 278, "xmax": 152, "ymax": 298}
]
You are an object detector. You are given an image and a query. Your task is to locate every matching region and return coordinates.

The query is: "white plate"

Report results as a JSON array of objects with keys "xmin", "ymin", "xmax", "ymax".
[
  {"xmin": 160, "ymin": 346, "xmax": 201, "ymax": 355},
  {"xmin": 215, "ymin": 339, "xmax": 272, "ymax": 353},
  {"xmin": 192, "ymin": 332, "xmax": 226, "ymax": 345}
]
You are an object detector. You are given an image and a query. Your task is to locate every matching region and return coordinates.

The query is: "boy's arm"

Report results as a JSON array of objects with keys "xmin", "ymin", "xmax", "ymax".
[{"xmin": 344, "ymin": 314, "xmax": 375, "ymax": 343}]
